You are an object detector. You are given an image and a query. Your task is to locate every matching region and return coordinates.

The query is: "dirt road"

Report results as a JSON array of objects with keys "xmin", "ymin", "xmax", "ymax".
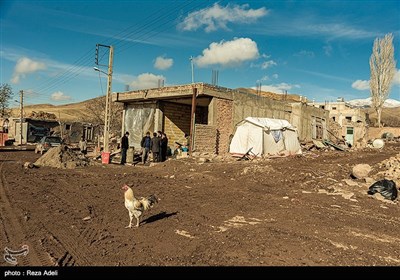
[{"xmin": 1, "ymin": 145, "xmax": 400, "ymax": 266}]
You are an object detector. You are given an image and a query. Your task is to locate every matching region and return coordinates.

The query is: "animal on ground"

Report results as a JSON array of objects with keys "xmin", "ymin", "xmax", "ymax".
[{"xmin": 122, "ymin": 184, "xmax": 158, "ymax": 228}]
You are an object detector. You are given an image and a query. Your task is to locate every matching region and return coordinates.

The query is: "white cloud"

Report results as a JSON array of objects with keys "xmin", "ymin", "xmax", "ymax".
[
  {"xmin": 51, "ymin": 91, "xmax": 71, "ymax": 101},
  {"xmin": 261, "ymin": 60, "xmax": 277, "ymax": 69},
  {"xmin": 178, "ymin": 3, "xmax": 268, "ymax": 32},
  {"xmin": 307, "ymin": 23, "xmax": 377, "ymax": 40},
  {"xmin": 11, "ymin": 57, "xmax": 46, "ymax": 84},
  {"xmin": 294, "ymin": 50, "xmax": 315, "ymax": 58},
  {"xmin": 257, "ymin": 83, "xmax": 300, "ymax": 93},
  {"xmin": 154, "ymin": 56, "xmax": 173, "ymax": 70},
  {"xmin": 256, "ymin": 74, "xmax": 279, "ymax": 83},
  {"xmin": 194, "ymin": 38, "xmax": 259, "ymax": 68},
  {"xmin": 129, "ymin": 73, "xmax": 166, "ymax": 90},
  {"xmin": 352, "ymin": 69, "xmax": 400, "ymax": 92},
  {"xmin": 257, "ymin": 76, "xmax": 270, "ymax": 83},
  {"xmin": 351, "ymin": 80, "xmax": 370, "ymax": 91}
]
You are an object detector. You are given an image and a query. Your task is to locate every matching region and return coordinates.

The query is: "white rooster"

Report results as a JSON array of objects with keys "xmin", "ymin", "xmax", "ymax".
[{"xmin": 122, "ymin": 184, "xmax": 158, "ymax": 228}]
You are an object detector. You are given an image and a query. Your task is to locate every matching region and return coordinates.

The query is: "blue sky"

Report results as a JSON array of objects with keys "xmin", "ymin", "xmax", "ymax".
[{"xmin": 1, "ymin": 0, "xmax": 399, "ymax": 107}]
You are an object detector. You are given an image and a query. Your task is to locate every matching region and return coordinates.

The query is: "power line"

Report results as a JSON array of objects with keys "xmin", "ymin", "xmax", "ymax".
[
  {"xmin": 28, "ymin": 0, "xmax": 206, "ymax": 97},
  {"xmin": 97, "ymin": 71, "xmax": 104, "ymax": 95},
  {"xmin": 115, "ymin": 0, "xmax": 202, "ymax": 54},
  {"xmin": 32, "ymin": 49, "xmax": 94, "ymax": 93}
]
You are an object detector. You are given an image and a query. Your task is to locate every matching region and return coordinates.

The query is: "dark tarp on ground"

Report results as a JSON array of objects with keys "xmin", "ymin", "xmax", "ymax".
[{"xmin": 367, "ymin": 179, "xmax": 398, "ymax": 201}]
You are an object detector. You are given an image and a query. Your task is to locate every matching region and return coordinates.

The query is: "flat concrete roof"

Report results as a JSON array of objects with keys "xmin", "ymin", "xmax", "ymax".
[{"xmin": 112, "ymin": 82, "xmax": 235, "ymax": 103}]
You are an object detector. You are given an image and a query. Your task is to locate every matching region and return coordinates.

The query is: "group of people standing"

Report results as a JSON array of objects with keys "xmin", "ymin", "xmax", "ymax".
[
  {"xmin": 140, "ymin": 131, "xmax": 168, "ymax": 164},
  {"xmin": 119, "ymin": 130, "xmax": 169, "ymax": 165}
]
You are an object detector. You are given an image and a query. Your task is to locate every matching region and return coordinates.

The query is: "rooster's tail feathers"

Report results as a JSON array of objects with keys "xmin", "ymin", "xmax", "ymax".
[{"xmin": 141, "ymin": 194, "xmax": 158, "ymax": 210}]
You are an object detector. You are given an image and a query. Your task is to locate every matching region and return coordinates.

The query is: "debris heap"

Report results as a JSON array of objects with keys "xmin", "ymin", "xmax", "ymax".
[
  {"xmin": 376, "ymin": 153, "xmax": 400, "ymax": 184},
  {"xmin": 35, "ymin": 145, "xmax": 92, "ymax": 169},
  {"xmin": 29, "ymin": 111, "xmax": 57, "ymax": 120}
]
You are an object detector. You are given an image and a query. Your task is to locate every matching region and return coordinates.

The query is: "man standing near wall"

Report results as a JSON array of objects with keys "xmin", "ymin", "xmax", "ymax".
[
  {"xmin": 120, "ymin": 131, "xmax": 129, "ymax": 165},
  {"xmin": 150, "ymin": 132, "xmax": 161, "ymax": 162},
  {"xmin": 140, "ymin": 131, "xmax": 151, "ymax": 164}
]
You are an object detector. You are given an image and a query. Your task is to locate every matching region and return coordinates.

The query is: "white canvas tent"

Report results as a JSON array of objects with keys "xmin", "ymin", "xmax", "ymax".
[{"xmin": 229, "ymin": 117, "xmax": 302, "ymax": 157}]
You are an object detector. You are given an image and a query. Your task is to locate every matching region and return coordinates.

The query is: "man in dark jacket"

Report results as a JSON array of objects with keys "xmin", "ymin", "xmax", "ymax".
[
  {"xmin": 160, "ymin": 132, "xmax": 168, "ymax": 162},
  {"xmin": 120, "ymin": 131, "xmax": 129, "ymax": 165},
  {"xmin": 140, "ymin": 131, "xmax": 151, "ymax": 164},
  {"xmin": 150, "ymin": 132, "xmax": 161, "ymax": 162}
]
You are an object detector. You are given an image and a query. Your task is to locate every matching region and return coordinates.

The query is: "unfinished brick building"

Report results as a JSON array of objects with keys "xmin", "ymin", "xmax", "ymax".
[{"xmin": 113, "ymin": 83, "xmax": 328, "ymax": 154}]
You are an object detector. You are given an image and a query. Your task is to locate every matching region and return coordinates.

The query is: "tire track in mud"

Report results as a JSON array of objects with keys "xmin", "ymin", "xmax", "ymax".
[
  {"xmin": 35, "ymin": 189, "xmax": 94, "ymax": 266},
  {"xmin": 0, "ymin": 159, "xmax": 51, "ymax": 266},
  {"xmin": 0, "ymin": 157, "xmax": 94, "ymax": 266}
]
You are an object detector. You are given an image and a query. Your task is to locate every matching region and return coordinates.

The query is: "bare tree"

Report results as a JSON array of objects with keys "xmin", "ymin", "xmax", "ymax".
[
  {"xmin": 85, "ymin": 95, "xmax": 123, "ymax": 134},
  {"xmin": 369, "ymin": 33, "xmax": 396, "ymax": 127},
  {"xmin": 0, "ymin": 83, "xmax": 13, "ymax": 117}
]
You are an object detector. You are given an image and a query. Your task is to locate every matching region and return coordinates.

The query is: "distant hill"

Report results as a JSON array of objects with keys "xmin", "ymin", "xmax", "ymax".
[
  {"xmin": 347, "ymin": 97, "xmax": 400, "ymax": 108},
  {"xmin": 9, "ymin": 91, "xmax": 399, "ymax": 127},
  {"xmin": 363, "ymin": 107, "xmax": 400, "ymax": 127},
  {"xmin": 10, "ymin": 97, "xmax": 102, "ymax": 122},
  {"xmin": 346, "ymin": 97, "xmax": 400, "ymax": 126}
]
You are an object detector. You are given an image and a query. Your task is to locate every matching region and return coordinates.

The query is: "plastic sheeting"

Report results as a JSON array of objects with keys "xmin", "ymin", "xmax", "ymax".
[
  {"xmin": 230, "ymin": 117, "xmax": 302, "ymax": 157},
  {"xmin": 245, "ymin": 117, "xmax": 294, "ymax": 130},
  {"xmin": 367, "ymin": 179, "xmax": 398, "ymax": 201},
  {"xmin": 124, "ymin": 104, "xmax": 155, "ymax": 150}
]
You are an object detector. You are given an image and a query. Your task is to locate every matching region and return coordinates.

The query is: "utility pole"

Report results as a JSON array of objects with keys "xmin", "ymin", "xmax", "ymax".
[
  {"xmin": 95, "ymin": 44, "xmax": 114, "ymax": 153},
  {"xmin": 19, "ymin": 90, "xmax": 23, "ymax": 146},
  {"xmin": 104, "ymin": 45, "xmax": 114, "ymax": 153}
]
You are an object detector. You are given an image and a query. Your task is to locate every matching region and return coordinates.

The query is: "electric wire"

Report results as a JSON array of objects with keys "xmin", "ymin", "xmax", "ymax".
[{"xmin": 28, "ymin": 0, "xmax": 206, "ymax": 97}]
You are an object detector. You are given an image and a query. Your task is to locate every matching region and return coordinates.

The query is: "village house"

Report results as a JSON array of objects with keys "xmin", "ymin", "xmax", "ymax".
[
  {"xmin": 311, "ymin": 97, "xmax": 368, "ymax": 147},
  {"xmin": 112, "ymin": 83, "xmax": 328, "ymax": 155},
  {"xmin": 4, "ymin": 117, "xmax": 96, "ymax": 145},
  {"xmin": 6, "ymin": 117, "xmax": 60, "ymax": 145}
]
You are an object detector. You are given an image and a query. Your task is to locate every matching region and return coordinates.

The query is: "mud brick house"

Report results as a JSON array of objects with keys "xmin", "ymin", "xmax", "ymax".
[
  {"xmin": 113, "ymin": 83, "xmax": 328, "ymax": 154},
  {"xmin": 311, "ymin": 98, "xmax": 368, "ymax": 147}
]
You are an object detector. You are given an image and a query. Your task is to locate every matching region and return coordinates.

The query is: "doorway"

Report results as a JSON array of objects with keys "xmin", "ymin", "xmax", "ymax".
[{"xmin": 345, "ymin": 126, "xmax": 354, "ymax": 146}]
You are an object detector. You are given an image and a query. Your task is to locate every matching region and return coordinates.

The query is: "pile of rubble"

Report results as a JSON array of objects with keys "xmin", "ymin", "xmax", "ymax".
[
  {"xmin": 29, "ymin": 111, "xmax": 57, "ymax": 120},
  {"xmin": 376, "ymin": 153, "xmax": 400, "ymax": 184},
  {"xmin": 34, "ymin": 145, "xmax": 93, "ymax": 169}
]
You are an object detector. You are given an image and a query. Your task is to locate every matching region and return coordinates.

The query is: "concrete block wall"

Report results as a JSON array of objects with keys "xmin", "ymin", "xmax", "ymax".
[
  {"xmin": 194, "ymin": 124, "xmax": 217, "ymax": 154},
  {"xmin": 163, "ymin": 102, "xmax": 191, "ymax": 148},
  {"xmin": 233, "ymin": 91, "xmax": 292, "ymax": 126}
]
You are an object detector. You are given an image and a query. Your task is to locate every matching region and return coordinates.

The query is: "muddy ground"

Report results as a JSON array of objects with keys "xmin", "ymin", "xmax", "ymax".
[{"xmin": 1, "ymin": 144, "xmax": 400, "ymax": 267}]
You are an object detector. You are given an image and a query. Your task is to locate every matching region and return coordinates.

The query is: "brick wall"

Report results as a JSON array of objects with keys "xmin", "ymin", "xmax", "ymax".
[
  {"xmin": 163, "ymin": 102, "xmax": 191, "ymax": 148},
  {"xmin": 215, "ymin": 98, "xmax": 233, "ymax": 154},
  {"xmin": 194, "ymin": 124, "xmax": 216, "ymax": 154}
]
